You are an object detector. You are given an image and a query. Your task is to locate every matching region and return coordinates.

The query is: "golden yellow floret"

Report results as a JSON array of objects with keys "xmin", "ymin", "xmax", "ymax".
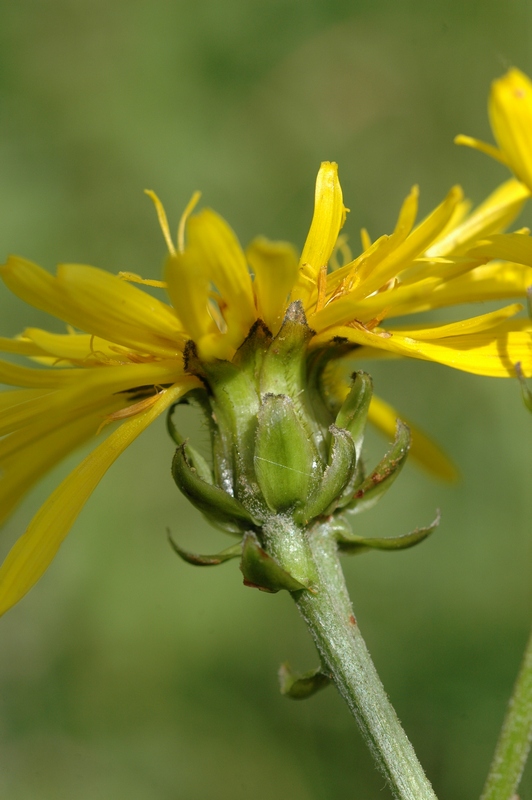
[{"xmin": 0, "ymin": 152, "xmax": 531, "ymax": 616}]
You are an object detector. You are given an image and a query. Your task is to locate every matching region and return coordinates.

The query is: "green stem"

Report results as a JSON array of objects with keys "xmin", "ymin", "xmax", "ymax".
[
  {"xmin": 266, "ymin": 518, "xmax": 438, "ymax": 800},
  {"xmin": 480, "ymin": 625, "xmax": 532, "ymax": 800}
]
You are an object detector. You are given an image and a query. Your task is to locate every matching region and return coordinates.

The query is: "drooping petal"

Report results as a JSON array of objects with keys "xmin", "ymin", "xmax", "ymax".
[
  {"xmin": 311, "ymin": 319, "xmax": 532, "ymax": 377},
  {"xmin": 0, "ymin": 398, "xmax": 124, "ymax": 526},
  {"xmin": 246, "ymin": 237, "xmax": 299, "ymax": 333},
  {"xmin": 0, "ymin": 359, "xmax": 198, "ymax": 457},
  {"xmin": 0, "ymin": 381, "xmax": 195, "ymax": 616}
]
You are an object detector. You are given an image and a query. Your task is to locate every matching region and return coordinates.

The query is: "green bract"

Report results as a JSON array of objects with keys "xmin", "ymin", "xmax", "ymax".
[{"xmin": 168, "ymin": 302, "xmax": 438, "ymax": 594}]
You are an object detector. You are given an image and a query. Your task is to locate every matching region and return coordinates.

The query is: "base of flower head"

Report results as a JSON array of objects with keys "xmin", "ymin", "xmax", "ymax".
[{"xmin": 167, "ymin": 303, "xmax": 440, "ymax": 593}]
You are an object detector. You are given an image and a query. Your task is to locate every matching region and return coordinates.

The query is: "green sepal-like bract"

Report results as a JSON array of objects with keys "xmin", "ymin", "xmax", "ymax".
[
  {"xmin": 254, "ymin": 393, "xmax": 320, "ymax": 513},
  {"xmin": 331, "ymin": 372, "xmax": 373, "ymax": 510},
  {"xmin": 259, "ymin": 301, "xmax": 313, "ymax": 397},
  {"xmin": 171, "ymin": 302, "xmax": 435, "ymax": 592},
  {"xmin": 240, "ymin": 531, "xmax": 307, "ymax": 593},
  {"xmin": 336, "ymin": 511, "xmax": 441, "ymax": 554},
  {"xmin": 167, "ymin": 530, "xmax": 242, "ymax": 565},
  {"xmin": 305, "ymin": 338, "xmax": 359, "ymax": 435},
  {"xmin": 295, "ymin": 425, "xmax": 356, "ymax": 524},
  {"xmin": 334, "ymin": 371, "xmax": 373, "ymax": 462},
  {"xmin": 344, "ymin": 420, "xmax": 411, "ymax": 515},
  {"xmin": 232, "ymin": 318, "xmax": 273, "ymax": 378},
  {"xmin": 260, "ymin": 302, "xmax": 326, "ymax": 460},
  {"xmin": 278, "ymin": 662, "xmax": 331, "ymax": 699},
  {"xmin": 172, "ymin": 444, "xmax": 257, "ymax": 533},
  {"xmin": 167, "ymin": 403, "xmax": 214, "ymax": 485}
]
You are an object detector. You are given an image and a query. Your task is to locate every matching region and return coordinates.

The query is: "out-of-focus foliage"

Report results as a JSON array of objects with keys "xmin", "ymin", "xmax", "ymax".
[{"xmin": 0, "ymin": 1, "xmax": 531, "ymax": 798}]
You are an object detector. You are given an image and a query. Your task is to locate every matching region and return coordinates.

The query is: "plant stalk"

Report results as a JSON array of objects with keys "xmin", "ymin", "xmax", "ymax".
[
  {"xmin": 480, "ymin": 625, "xmax": 532, "ymax": 800},
  {"xmin": 268, "ymin": 519, "xmax": 438, "ymax": 800}
]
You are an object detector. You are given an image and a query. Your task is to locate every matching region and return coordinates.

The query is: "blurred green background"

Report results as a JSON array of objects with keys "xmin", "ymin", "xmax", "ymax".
[{"xmin": 1, "ymin": 1, "xmax": 532, "ymax": 798}]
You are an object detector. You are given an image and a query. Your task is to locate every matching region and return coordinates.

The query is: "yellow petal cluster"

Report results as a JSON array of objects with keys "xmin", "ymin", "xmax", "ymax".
[{"xmin": 1, "ymin": 76, "xmax": 532, "ymax": 615}]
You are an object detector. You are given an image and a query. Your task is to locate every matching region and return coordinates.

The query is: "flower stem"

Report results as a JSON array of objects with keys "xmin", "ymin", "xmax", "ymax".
[
  {"xmin": 267, "ymin": 518, "xmax": 438, "ymax": 800},
  {"xmin": 480, "ymin": 625, "xmax": 532, "ymax": 800}
]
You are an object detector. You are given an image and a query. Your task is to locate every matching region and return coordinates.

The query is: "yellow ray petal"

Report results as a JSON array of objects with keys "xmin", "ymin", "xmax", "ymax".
[
  {"xmin": 310, "ymin": 273, "xmax": 455, "ymax": 332},
  {"xmin": 324, "ymin": 233, "xmax": 392, "ymax": 298},
  {"xmin": 360, "ymin": 228, "xmax": 372, "ymax": 252},
  {"xmin": 389, "ymin": 303, "xmax": 523, "ymax": 340},
  {"xmin": 185, "ymin": 209, "xmax": 256, "ymax": 345},
  {"xmin": 0, "ymin": 388, "xmax": 53, "ymax": 411},
  {"xmin": 1, "ymin": 257, "xmax": 184, "ymax": 357},
  {"xmin": 311, "ymin": 319, "xmax": 532, "ymax": 377},
  {"xmin": 0, "ymin": 359, "xmax": 86, "ymax": 388},
  {"xmin": 0, "ymin": 380, "xmax": 196, "ymax": 616},
  {"xmin": 391, "ymin": 185, "xmax": 420, "ymax": 241},
  {"xmin": 23, "ymin": 329, "xmax": 129, "ymax": 362},
  {"xmin": 371, "ymin": 261, "xmax": 532, "ymax": 317},
  {"xmin": 467, "ymin": 231, "xmax": 532, "ymax": 266},
  {"xmin": 367, "ymin": 395, "xmax": 458, "ymax": 481},
  {"xmin": 489, "ymin": 68, "xmax": 532, "ymax": 192},
  {"xmin": 322, "ymin": 187, "xmax": 420, "ymax": 305},
  {"xmin": 397, "ymin": 256, "xmax": 483, "ymax": 287},
  {"xmin": 164, "ymin": 251, "xmax": 217, "ymax": 345},
  {"xmin": 426, "ymin": 179, "xmax": 529, "ymax": 258},
  {"xmin": 0, "ymin": 397, "xmax": 124, "ymax": 526},
  {"xmin": 0, "ymin": 358, "xmax": 196, "ymax": 441},
  {"xmin": 313, "ymin": 248, "xmax": 529, "ymax": 329},
  {"xmin": 246, "ymin": 237, "xmax": 299, "ymax": 333},
  {"xmin": 432, "ymin": 198, "xmax": 472, "ymax": 243},
  {"xmin": 454, "ymin": 134, "xmax": 508, "ymax": 165},
  {"xmin": 349, "ymin": 186, "xmax": 463, "ymax": 302},
  {"xmin": 293, "ymin": 162, "xmax": 347, "ymax": 303},
  {"xmin": 0, "ymin": 336, "xmax": 48, "ymax": 356},
  {"xmin": 0, "ymin": 389, "xmax": 65, "ymax": 438},
  {"xmin": 57, "ymin": 263, "xmax": 184, "ymax": 353}
]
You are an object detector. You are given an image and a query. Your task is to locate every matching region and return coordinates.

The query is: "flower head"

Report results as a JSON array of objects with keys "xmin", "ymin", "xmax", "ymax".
[{"xmin": 1, "ymin": 147, "xmax": 532, "ymax": 614}]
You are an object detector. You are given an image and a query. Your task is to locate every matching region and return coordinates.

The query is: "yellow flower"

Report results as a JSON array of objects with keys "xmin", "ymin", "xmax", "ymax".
[
  {"xmin": 455, "ymin": 68, "xmax": 532, "ymax": 193},
  {"xmin": 1, "ymin": 161, "xmax": 531, "ymax": 615}
]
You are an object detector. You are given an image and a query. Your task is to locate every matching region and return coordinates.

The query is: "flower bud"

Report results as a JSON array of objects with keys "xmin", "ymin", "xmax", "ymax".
[{"xmin": 254, "ymin": 393, "xmax": 320, "ymax": 513}]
